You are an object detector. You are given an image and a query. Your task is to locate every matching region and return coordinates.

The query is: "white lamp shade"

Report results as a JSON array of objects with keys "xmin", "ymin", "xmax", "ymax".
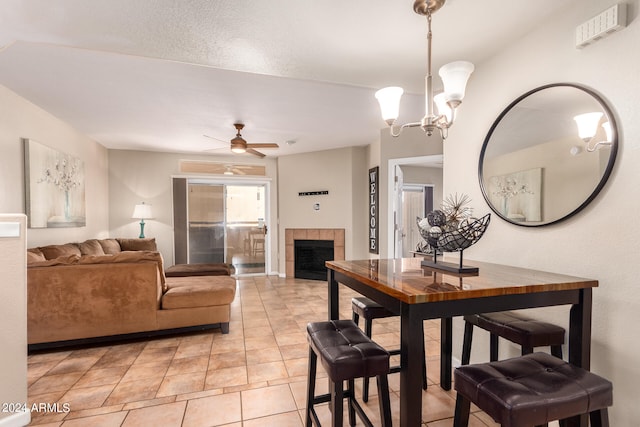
[
  {"xmin": 375, "ymin": 86, "xmax": 404, "ymax": 123},
  {"xmin": 132, "ymin": 203, "xmax": 153, "ymax": 219},
  {"xmin": 434, "ymin": 93, "xmax": 453, "ymax": 122},
  {"xmin": 439, "ymin": 61, "xmax": 474, "ymax": 103},
  {"xmin": 573, "ymin": 112, "xmax": 603, "ymax": 140}
]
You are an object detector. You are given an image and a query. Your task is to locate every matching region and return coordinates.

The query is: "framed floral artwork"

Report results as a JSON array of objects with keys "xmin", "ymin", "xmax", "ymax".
[
  {"xmin": 488, "ymin": 167, "xmax": 542, "ymax": 223},
  {"xmin": 24, "ymin": 139, "xmax": 86, "ymax": 228}
]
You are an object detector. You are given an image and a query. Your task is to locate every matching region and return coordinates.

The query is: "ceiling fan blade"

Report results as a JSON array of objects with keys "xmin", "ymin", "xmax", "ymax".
[
  {"xmin": 203, "ymin": 134, "xmax": 229, "ymax": 144},
  {"xmin": 246, "ymin": 148, "xmax": 266, "ymax": 158},
  {"xmin": 232, "ymin": 168, "xmax": 246, "ymax": 175},
  {"xmin": 246, "ymin": 143, "xmax": 279, "ymax": 149}
]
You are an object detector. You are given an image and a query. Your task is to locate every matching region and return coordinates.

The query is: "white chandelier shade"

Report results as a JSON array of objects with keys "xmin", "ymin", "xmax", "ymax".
[
  {"xmin": 375, "ymin": 0, "xmax": 474, "ymax": 140},
  {"xmin": 438, "ymin": 61, "xmax": 475, "ymax": 104}
]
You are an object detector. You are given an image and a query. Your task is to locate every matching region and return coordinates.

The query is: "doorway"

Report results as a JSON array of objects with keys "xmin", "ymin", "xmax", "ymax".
[
  {"xmin": 400, "ymin": 184, "xmax": 434, "ymax": 256},
  {"xmin": 388, "ymin": 155, "xmax": 443, "ymax": 258},
  {"xmin": 173, "ymin": 178, "xmax": 270, "ymax": 275}
]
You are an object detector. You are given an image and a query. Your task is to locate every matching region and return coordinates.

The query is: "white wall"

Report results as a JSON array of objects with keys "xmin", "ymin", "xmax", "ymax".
[
  {"xmin": 444, "ymin": 1, "xmax": 640, "ymax": 424},
  {"xmin": 0, "ymin": 215, "xmax": 29, "ymax": 427},
  {"xmin": 108, "ymin": 150, "xmax": 278, "ymax": 268},
  {"xmin": 0, "ymin": 85, "xmax": 109, "ymax": 247},
  {"xmin": 277, "ymin": 146, "xmax": 369, "ymax": 272}
]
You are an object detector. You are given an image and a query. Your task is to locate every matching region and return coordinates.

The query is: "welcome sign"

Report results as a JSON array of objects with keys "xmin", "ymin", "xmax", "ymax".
[{"xmin": 369, "ymin": 166, "xmax": 379, "ymax": 254}]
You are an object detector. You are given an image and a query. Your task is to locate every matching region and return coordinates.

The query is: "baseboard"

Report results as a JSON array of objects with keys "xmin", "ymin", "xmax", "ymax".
[
  {"xmin": 0, "ymin": 410, "xmax": 30, "ymax": 427},
  {"xmin": 451, "ymin": 355, "xmax": 461, "ymax": 368}
]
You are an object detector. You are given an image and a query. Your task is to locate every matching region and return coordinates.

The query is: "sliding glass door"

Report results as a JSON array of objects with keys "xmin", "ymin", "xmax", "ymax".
[{"xmin": 173, "ymin": 178, "xmax": 268, "ymax": 275}]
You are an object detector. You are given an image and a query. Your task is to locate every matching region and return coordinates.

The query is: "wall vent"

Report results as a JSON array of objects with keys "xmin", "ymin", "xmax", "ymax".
[{"xmin": 575, "ymin": 3, "xmax": 627, "ymax": 49}]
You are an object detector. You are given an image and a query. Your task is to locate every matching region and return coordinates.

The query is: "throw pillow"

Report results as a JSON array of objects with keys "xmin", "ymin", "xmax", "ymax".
[
  {"xmin": 99, "ymin": 239, "xmax": 122, "ymax": 254},
  {"xmin": 117, "ymin": 238, "xmax": 157, "ymax": 252},
  {"xmin": 39, "ymin": 243, "xmax": 82, "ymax": 260},
  {"xmin": 27, "ymin": 248, "xmax": 46, "ymax": 264},
  {"xmin": 78, "ymin": 239, "xmax": 106, "ymax": 256}
]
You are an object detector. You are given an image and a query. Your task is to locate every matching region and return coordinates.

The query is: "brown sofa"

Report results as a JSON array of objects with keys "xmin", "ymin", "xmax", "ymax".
[{"xmin": 27, "ymin": 238, "xmax": 236, "ymax": 346}]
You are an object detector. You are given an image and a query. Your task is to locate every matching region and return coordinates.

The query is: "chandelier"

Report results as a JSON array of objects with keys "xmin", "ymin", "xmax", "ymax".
[{"xmin": 375, "ymin": 0, "xmax": 474, "ymax": 140}]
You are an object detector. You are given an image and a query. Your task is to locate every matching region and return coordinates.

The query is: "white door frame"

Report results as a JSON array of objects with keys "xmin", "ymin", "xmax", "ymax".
[{"xmin": 387, "ymin": 155, "xmax": 443, "ymax": 259}]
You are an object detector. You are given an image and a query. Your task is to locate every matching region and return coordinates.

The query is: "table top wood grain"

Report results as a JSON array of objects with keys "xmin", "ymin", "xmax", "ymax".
[{"xmin": 326, "ymin": 258, "xmax": 598, "ymax": 304}]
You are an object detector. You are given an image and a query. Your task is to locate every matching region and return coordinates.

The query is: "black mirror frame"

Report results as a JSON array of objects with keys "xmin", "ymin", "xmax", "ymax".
[{"xmin": 478, "ymin": 83, "xmax": 618, "ymax": 227}]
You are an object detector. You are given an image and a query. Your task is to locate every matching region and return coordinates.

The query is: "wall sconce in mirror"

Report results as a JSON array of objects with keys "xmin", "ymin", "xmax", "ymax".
[
  {"xmin": 479, "ymin": 83, "xmax": 618, "ymax": 227},
  {"xmin": 573, "ymin": 112, "xmax": 613, "ymax": 152}
]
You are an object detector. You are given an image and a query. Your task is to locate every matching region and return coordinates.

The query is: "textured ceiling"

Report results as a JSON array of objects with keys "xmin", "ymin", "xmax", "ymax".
[{"xmin": 0, "ymin": 0, "xmax": 578, "ymax": 158}]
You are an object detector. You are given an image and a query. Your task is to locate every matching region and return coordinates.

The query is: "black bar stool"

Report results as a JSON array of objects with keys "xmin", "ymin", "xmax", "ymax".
[
  {"xmin": 453, "ymin": 352, "xmax": 613, "ymax": 427},
  {"xmin": 305, "ymin": 319, "xmax": 392, "ymax": 427},
  {"xmin": 352, "ymin": 296, "xmax": 428, "ymax": 401},
  {"xmin": 461, "ymin": 311, "xmax": 565, "ymax": 365}
]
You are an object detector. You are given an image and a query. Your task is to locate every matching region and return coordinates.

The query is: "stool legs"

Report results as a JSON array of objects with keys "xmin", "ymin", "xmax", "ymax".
[
  {"xmin": 551, "ymin": 344, "xmax": 563, "ymax": 359},
  {"xmin": 353, "ymin": 311, "xmax": 427, "ymax": 402},
  {"xmin": 306, "ymin": 344, "xmax": 392, "ymax": 427},
  {"xmin": 461, "ymin": 321, "xmax": 473, "ymax": 365},
  {"xmin": 376, "ymin": 374, "xmax": 392, "ymax": 427},
  {"xmin": 453, "ymin": 393, "xmax": 471, "ymax": 427},
  {"xmin": 590, "ymin": 408, "xmax": 610, "ymax": 427},
  {"xmin": 329, "ymin": 378, "xmax": 344, "ymax": 427},
  {"xmin": 489, "ymin": 333, "xmax": 499, "ymax": 361},
  {"xmin": 306, "ymin": 347, "xmax": 318, "ymax": 427}
]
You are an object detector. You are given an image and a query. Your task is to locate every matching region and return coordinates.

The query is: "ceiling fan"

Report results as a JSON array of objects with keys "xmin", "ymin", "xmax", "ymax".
[{"xmin": 205, "ymin": 123, "xmax": 279, "ymax": 158}]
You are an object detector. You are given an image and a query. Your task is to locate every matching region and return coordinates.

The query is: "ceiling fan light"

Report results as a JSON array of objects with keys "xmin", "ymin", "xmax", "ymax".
[
  {"xmin": 439, "ymin": 61, "xmax": 474, "ymax": 104},
  {"xmin": 230, "ymin": 136, "xmax": 246, "ymax": 153},
  {"xmin": 375, "ymin": 86, "xmax": 404, "ymax": 125}
]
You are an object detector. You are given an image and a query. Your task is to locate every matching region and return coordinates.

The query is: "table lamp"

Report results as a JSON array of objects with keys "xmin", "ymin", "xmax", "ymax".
[{"xmin": 132, "ymin": 202, "xmax": 153, "ymax": 238}]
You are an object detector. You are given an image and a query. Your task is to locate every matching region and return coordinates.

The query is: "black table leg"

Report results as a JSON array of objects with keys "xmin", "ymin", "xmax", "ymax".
[
  {"xmin": 400, "ymin": 304, "xmax": 423, "ymax": 427},
  {"xmin": 440, "ymin": 317, "xmax": 452, "ymax": 390}
]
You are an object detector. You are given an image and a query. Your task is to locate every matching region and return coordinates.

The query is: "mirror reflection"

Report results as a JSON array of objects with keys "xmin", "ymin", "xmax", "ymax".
[{"xmin": 479, "ymin": 83, "xmax": 617, "ymax": 226}]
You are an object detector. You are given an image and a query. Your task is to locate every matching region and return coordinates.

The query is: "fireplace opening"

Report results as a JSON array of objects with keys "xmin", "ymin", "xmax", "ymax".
[{"xmin": 294, "ymin": 239, "xmax": 334, "ymax": 281}]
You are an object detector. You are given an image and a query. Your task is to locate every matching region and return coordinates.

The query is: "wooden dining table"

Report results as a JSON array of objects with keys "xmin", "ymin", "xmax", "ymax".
[{"xmin": 326, "ymin": 257, "xmax": 598, "ymax": 427}]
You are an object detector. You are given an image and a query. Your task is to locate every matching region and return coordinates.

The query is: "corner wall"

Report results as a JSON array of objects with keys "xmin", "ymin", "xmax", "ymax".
[
  {"xmin": 0, "ymin": 85, "xmax": 110, "ymax": 247},
  {"xmin": 444, "ymin": 1, "xmax": 640, "ymax": 424},
  {"xmin": 277, "ymin": 146, "xmax": 369, "ymax": 273},
  {"xmin": 0, "ymin": 215, "xmax": 29, "ymax": 426}
]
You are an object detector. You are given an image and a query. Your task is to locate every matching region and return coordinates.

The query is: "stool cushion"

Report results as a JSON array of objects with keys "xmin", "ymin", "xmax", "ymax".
[
  {"xmin": 307, "ymin": 319, "xmax": 390, "ymax": 382},
  {"xmin": 351, "ymin": 297, "xmax": 396, "ymax": 320},
  {"xmin": 454, "ymin": 352, "xmax": 613, "ymax": 427},
  {"xmin": 465, "ymin": 311, "xmax": 565, "ymax": 348}
]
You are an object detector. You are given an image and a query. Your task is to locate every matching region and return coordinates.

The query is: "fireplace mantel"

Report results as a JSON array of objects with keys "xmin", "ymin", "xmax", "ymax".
[{"xmin": 285, "ymin": 228, "xmax": 345, "ymax": 277}]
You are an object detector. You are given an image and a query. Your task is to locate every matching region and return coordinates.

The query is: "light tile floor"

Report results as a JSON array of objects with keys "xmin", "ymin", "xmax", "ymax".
[{"xmin": 27, "ymin": 275, "xmax": 499, "ymax": 426}]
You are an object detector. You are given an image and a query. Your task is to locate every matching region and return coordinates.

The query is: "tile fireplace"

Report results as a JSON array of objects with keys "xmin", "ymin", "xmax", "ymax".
[{"xmin": 285, "ymin": 228, "xmax": 345, "ymax": 278}]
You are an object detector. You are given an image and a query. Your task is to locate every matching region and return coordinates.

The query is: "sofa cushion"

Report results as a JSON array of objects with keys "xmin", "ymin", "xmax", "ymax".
[
  {"xmin": 162, "ymin": 276, "xmax": 236, "ymax": 310},
  {"xmin": 27, "ymin": 248, "xmax": 46, "ymax": 264},
  {"xmin": 78, "ymin": 250, "xmax": 166, "ymax": 289},
  {"xmin": 39, "ymin": 243, "xmax": 82, "ymax": 260},
  {"xmin": 117, "ymin": 238, "xmax": 157, "ymax": 252},
  {"xmin": 99, "ymin": 239, "xmax": 121, "ymax": 254},
  {"xmin": 78, "ymin": 239, "xmax": 106, "ymax": 256}
]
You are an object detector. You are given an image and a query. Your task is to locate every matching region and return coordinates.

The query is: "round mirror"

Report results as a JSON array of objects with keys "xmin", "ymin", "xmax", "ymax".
[{"xmin": 479, "ymin": 83, "xmax": 618, "ymax": 227}]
